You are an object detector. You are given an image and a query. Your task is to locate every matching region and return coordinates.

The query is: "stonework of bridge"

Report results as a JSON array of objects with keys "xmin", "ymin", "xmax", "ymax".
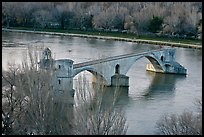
[{"xmin": 39, "ymin": 47, "xmax": 187, "ymax": 97}]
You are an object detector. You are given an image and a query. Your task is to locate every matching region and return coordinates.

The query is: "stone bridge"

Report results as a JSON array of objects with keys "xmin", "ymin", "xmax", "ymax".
[{"xmin": 39, "ymin": 47, "xmax": 187, "ymax": 97}]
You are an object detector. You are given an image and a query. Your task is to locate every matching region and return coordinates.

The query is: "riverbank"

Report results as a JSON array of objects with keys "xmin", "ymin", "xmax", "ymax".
[{"xmin": 2, "ymin": 28, "xmax": 202, "ymax": 49}]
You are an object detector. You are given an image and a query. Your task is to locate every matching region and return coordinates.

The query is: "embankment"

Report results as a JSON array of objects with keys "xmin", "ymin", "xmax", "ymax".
[{"xmin": 2, "ymin": 28, "xmax": 202, "ymax": 49}]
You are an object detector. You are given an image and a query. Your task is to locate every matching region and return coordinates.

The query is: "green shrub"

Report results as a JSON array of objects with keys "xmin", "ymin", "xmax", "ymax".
[{"xmin": 148, "ymin": 16, "xmax": 163, "ymax": 33}]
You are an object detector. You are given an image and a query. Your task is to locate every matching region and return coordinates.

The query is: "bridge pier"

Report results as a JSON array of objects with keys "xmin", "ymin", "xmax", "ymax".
[{"xmin": 111, "ymin": 74, "xmax": 129, "ymax": 87}]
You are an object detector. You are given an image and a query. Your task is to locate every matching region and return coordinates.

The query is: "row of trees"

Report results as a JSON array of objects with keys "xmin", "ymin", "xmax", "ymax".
[{"xmin": 2, "ymin": 2, "xmax": 202, "ymax": 38}]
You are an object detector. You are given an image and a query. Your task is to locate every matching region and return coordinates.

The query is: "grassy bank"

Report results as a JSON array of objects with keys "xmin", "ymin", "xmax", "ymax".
[{"xmin": 4, "ymin": 27, "xmax": 202, "ymax": 49}]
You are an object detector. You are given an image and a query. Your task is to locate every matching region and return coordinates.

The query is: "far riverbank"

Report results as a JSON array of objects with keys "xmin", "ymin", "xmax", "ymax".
[{"xmin": 2, "ymin": 28, "xmax": 202, "ymax": 49}]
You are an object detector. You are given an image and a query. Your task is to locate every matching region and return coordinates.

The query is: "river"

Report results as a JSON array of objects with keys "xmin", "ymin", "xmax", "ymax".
[{"xmin": 2, "ymin": 31, "xmax": 202, "ymax": 135}]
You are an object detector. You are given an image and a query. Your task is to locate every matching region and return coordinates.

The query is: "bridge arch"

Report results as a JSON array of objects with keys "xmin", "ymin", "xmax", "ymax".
[
  {"xmin": 73, "ymin": 51, "xmax": 167, "ymax": 86},
  {"xmin": 144, "ymin": 53, "xmax": 166, "ymax": 72},
  {"xmin": 123, "ymin": 52, "xmax": 166, "ymax": 76},
  {"xmin": 71, "ymin": 48, "xmax": 186, "ymax": 86},
  {"xmin": 73, "ymin": 67, "xmax": 109, "ymax": 85},
  {"xmin": 145, "ymin": 56, "xmax": 164, "ymax": 71}
]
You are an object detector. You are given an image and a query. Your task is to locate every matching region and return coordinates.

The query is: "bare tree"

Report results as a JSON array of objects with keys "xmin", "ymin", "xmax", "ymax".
[
  {"xmin": 155, "ymin": 98, "xmax": 202, "ymax": 135},
  {"xmin": 73, "ymin": 74, "xmax": 128, "ymax": 135},
  {"xmin": 2, "ymin": 63, "xmax": 23, "ymax": 135},
  {"xmin": 33, "ymin": 9, "xmax": 53, "ymax": 28},
  {"xmin": 2, "ymin": 47, "xmax": 74, "ymax": 135},
  {"xmin": 2, "ymin": 2, "xmax": 19, "ymax": 27},
  {"xmin": 2, "ymin": 47, "xmax": 128, "ymax": 135}
]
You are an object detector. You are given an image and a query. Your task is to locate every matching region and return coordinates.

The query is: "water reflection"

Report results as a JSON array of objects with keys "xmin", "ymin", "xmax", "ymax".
[
  {"xmin": 92, "ymin": 84, "xmax": 130, "ymax": 107},
  {"xmin": 129, "ymin": 43, "xmax": 160, "ymax": 54},
  {"xmin": 86, "ymin": 38, "xmax": 98, "ymax": 46},
  {"xmin": 177, "ymin": 48, "xmax": 202, "ymax": 62},
  {"xmin": 143, "ymin": 72, "xmax": 186, "ymax": 99}
]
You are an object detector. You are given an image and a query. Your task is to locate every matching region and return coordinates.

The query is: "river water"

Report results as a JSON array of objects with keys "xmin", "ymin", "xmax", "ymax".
[{"xmin": 2, "ymin": 31, "xmax": 202, "ymax": 135}]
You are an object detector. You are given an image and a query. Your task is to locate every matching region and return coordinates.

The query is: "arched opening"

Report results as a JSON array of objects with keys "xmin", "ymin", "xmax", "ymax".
[
  {"xmin": 115, "ymin": 64, "xmax": 120, "ymax": 74},
  {"xmin": 161, "ymin": 56, "xmax": 164, "ymax": 62},
  {"xmin": 146, "ymin": 56, "xmax": 163, "ymax": 70},
  {"xmin": 73, "ymin": 70, "xmax": 108, "ymax": 88},
  {"xmin": 73, "ymin": 70, "xmax": 108, "ymax": 100}
]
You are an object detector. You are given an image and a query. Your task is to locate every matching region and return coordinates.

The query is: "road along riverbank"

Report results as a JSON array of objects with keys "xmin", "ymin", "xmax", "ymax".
[{"xmin": 2, "ymin": 28, "xmax": 202, "ymax": 49}]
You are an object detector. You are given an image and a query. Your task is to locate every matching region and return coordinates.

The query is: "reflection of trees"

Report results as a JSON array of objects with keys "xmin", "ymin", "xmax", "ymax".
[
  {"xmin": 130, "ymin": 43, "xmax": 159, "ymax": 54},
  {"xmin": 143, "ymin": 72, "xmax": 186, "ymax": 98},
  {"xmin": 86, "ymin": 38, "xmax": 98, "ymax": 45}
]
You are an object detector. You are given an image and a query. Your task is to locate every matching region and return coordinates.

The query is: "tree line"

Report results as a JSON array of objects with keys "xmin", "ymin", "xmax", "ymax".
[{"xmin": 2, "ymin": 2, "xmax": 202, "ymax": 39}]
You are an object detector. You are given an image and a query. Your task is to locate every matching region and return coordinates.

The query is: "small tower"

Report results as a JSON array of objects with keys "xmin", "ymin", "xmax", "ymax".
[
  {"xmin": 43, "ymin": 47, "xmax": 52, "ymax": 59},
  {"xmin": 39, "ymin": 47, "xmax": 54, "ymax": 69},
  {"xmin": 53, "ymin": 59, "xmax": 74, "ymax": 97}
]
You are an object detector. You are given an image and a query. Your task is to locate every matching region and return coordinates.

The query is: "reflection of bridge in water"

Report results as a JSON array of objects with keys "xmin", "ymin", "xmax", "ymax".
[
  {"xmin": 143, "ymin": 72, "xmax": 186, "ymax": 98},
  {"xmin": 39, "ymin": 47, "xmax": 187, "ymax": 98}
]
